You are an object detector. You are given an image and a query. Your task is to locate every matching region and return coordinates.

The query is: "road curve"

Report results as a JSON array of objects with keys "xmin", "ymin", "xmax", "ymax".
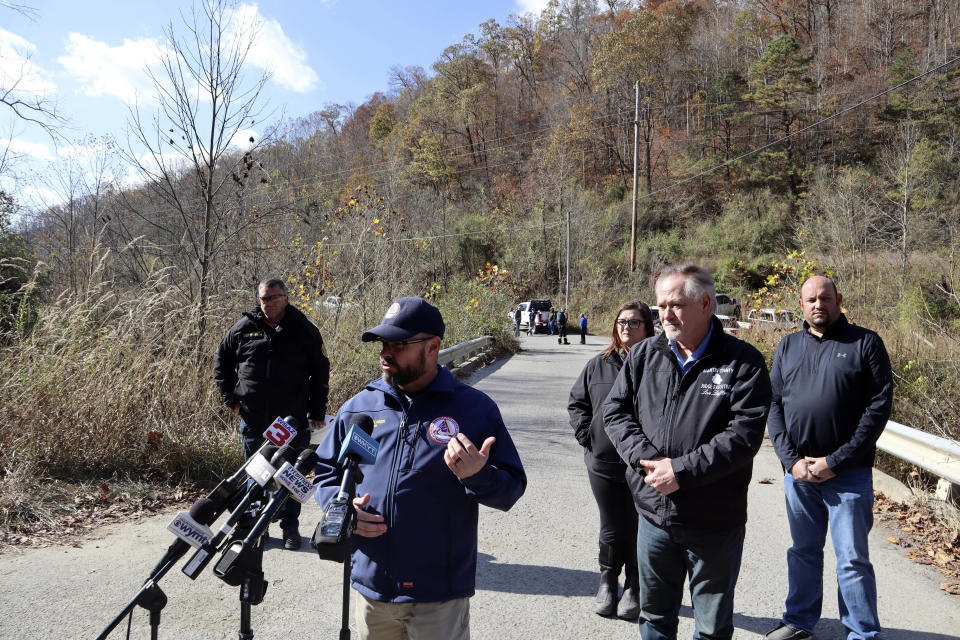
[{"xmin": 1, "ymin": 333, "xmax": 957, "ymax": 639}]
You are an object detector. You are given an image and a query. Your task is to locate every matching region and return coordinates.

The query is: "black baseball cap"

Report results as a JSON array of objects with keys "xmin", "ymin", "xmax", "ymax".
[{"xmin": 361, "ymin": 297, "xmax": 445, "ymax": 342}]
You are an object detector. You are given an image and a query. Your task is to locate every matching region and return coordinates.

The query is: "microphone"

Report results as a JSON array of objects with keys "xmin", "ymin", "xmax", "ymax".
[
  {"xmin": 213, "ymin": 448, "xmax": 319, "ymax": 586},
  {"xmin": 181, "ymin": 445, "xmax": 293, "ymax": 580},
  {"xmin": 312, "ymin": 414, "xmax": 378, "ymax": 562}
]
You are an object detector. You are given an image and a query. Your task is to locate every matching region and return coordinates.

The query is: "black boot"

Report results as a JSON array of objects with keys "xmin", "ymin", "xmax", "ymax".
[
  {"xmin": 617, "ymin": 558, "xmax": 640, "ymax": 620},
  {"xmin": 595, "ymin": 542, "xmax": 620, "ymax": 617}
]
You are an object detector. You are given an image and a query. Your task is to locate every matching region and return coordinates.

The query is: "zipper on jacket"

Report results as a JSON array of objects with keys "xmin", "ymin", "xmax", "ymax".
[{"xmin": 385, "ymin": 393, "xmax": 409, "ymax": 593}]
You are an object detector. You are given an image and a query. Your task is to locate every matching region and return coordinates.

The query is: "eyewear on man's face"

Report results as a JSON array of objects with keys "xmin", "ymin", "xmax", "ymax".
[
  {"xmin": 259, "ymin": 294, "xmax": 287, "ymax": 303},
  {"xmin": 377, "ymin": 337, "xmax": 432, "ymax": 352},
  {"xmin": 616, "ymin": 319, "xmax": 644, "ymax": 328}
]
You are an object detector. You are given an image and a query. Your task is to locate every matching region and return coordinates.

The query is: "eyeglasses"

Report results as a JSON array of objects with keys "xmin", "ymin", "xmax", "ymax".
[
  {"xmin": 377, "ymin": 337, "xmax": 432, "ymax": 351},
  {"xmin": 259, "ymin": 294, "xmax": 287, "ymax": 303},
  {"xmin": 616, "ymin": 319, "xmax": 644, "ymax": 328}
]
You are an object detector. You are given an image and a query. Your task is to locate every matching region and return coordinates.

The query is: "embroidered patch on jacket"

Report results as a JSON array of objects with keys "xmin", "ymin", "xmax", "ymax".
[
  {"xmin": 384, "ymin": 302, "xmax": 401, "ymax": 319},
  {"xmin": 427, "ymin": 416, "xmax": 460, "ymax": 444},
  {"xmin": 242, "ymin": 331, "xmax": 263, "ymax": 339}
]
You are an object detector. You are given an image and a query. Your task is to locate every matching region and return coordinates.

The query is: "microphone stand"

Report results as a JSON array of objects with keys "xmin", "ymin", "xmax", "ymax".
[
  {"xmin": 94, "ymin": 555, "xmax": 175, "ymax": 640},
  {"xmin": 227, "ymin": 499, "xmax": 270, "ymax": 640},
  {"xmin": 313, "ymin": 464, "xmax": 363, "ymax": 640}
]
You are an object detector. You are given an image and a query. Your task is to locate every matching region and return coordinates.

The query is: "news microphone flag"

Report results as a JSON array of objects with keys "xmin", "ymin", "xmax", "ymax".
[
  {"xmin": 263, "ymin": 416, "xmax": 298, "ymax": 447},
  {"xmin": 167, "ymin": 511, "xmax": 214, "ymax": 549},
  {"xmin": 337, "ymin": 422, "xmax": 379, "ymax": 465},
  {"xmin": 274, "ymin": 460, "xmax": 315, "ymax": 503}
]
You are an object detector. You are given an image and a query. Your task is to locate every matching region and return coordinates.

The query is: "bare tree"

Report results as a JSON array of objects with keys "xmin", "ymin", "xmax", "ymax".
[
  {"xmin": 121, "ymin": 0, "xmax": 273, "ymax": 339},
  {"xmin": 0, "ymin": 10, "xmax": 64, "ymax": 140}
]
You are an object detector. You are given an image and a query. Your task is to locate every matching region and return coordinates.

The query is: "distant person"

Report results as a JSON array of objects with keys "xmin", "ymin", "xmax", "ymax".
[
  {"xmin": 602, "ymin": 264, "xmax": 771, "ymax": 640},
  {"xmin": 313, "ymin": 297, "xmax": 526, "ymax": 640},
  {"xmin": 213, "ymin": 278, "xmax": 329, "ymax": 550},
  {"xmin": 557, "ymin": 308, "xmax": 569, "ymax": 345},
  {"xmin": 548, "ymin": 308, "xmax": 557, "ymax": 335},
  {"xmin": 764, "ymin": 276, "xmax": 893, "ymax": 640},
  {"xmin": 578, "ymin": 312, "xmax": 588, "ymax": 344},
  {"xmin": 569, "ymin": 301, "xmax": 654, "ymax": 620},
  {"xmin": 528, "ymin": 307, "xmax": 537, "ymax": 336},
  {"xmin": 513, "ymin": 305, "xmax": 522, "ymax": 337}
]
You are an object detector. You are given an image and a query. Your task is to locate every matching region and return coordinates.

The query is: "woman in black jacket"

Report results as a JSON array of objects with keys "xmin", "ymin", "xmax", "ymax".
[{"xmin": 568, "ymin": 301, "xmax": 654, "ymax": 620}]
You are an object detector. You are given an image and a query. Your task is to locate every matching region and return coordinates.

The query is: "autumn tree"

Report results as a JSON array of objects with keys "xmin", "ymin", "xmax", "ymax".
[{"xmin": 744, "ymin": 34, "xmax": 817, "ymax": 212}]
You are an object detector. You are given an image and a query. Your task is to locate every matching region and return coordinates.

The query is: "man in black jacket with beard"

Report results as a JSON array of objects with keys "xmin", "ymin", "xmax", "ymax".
[
  {"xmin": 214, "ymin": 278, "xmax": 330, "ymax": 550},
  {"xmin": 602, "ymin": 264, "xmax": 771, "ymax": 640}
]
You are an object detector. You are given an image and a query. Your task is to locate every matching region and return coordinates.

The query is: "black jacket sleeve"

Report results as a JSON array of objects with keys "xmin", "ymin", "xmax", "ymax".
[
  {"xmin": 568, "ymin": 360, "xmax": 594, "ymax": 448},
  {"xmin": 767, "ymin": 338, "xmax": 802, "ymax": 472},
  {"xmin": 826, "ymin": 332, "xmax": 893, "ymax": 472},
  {"xmin": 213, "ymin": 328, "xmax": 238, "ymax": 408},
  {"xmin": 601, "ymin": 347, "xmax": 659, "ymax": 467}
]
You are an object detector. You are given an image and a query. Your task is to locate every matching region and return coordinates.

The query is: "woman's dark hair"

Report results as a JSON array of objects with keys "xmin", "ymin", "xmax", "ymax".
[{"xmin": 602, "ymin": 301, "xmax": 654, "ymax": 359}]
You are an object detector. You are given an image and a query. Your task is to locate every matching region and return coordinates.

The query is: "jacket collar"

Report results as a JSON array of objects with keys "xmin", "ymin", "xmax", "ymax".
[
  {"xmin": 652, "ymin": 315, "xmax": 726, "ymax": 359},
  {"xmin": 243, "ymin": 303, "xmax": 306, "ymax": 330},
  {"xmin": 801, "ymin": 313, "xmax": 850, "ymax": 340}
]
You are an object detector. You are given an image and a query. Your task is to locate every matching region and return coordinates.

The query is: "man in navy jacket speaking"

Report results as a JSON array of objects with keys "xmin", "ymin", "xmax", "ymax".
[{"xmin": 313, "ymin": 296, "xmax": 526, "ymax": 640}]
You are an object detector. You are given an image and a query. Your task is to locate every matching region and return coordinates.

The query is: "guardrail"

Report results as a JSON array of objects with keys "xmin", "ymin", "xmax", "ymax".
[
  {"xmin": 438, "ymin": 335, "xmax": 494, "ymax": 368},
  {"xmin": 877, "ymin": 420, "xmax": 960, "ymax": 501}
]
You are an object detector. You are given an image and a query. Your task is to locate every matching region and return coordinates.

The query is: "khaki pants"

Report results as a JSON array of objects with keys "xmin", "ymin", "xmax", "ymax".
[{"xmin": 354, "ymin": 593, "xmax": 470, "ymax": 640}]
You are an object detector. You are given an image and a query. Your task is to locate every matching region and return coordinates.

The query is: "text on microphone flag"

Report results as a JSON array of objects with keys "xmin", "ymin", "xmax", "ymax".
[{"xmin": 275, "ymin": 462, "xmax": 315, "ymax": 503}]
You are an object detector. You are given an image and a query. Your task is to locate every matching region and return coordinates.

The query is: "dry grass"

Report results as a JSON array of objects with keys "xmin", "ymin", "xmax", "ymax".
[{"xmin": 0, "ymin": 268, "xmax": 517, "ymax": 532}]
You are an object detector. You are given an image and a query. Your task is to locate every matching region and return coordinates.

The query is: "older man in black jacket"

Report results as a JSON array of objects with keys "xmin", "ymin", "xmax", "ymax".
[
  {"xmin": 214, "ymin": 278, "xmax": 330, "ymax": 549},
  {"xmin": 602, "ymin": 264, "xmax": 771, "ymax": 640}
]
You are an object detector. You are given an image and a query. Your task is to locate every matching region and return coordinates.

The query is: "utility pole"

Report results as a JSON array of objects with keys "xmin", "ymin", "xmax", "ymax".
[
  {"xmin": 564, "ymin": 180, "xmax": 570, "ymax": 311},
  {"xmin": 630, "ymin": 80, "xmax": 640, "ymax": 272}
]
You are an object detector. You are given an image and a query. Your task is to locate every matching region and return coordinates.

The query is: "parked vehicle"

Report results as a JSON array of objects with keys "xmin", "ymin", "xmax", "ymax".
[
  {"xmin": 744, "ymin": 307, "xmax": 799, "ymax": 331},
  {"xmin": 507, "ymin": 299, "xmax": 554, "ymax": 333},
  {"xmin": 714, "ymin": 293, "xmax": 742, "ymax": 318},
  {"xmin": 717, "ymin": 314, "xmax": 740, "ymax": 337}
]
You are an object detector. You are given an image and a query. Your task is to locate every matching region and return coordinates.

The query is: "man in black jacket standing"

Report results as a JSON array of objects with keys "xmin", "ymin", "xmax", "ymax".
[
  {"xmin": 763, "ymin": 276, "xmax": 892, "ymax": 640},
  {"xmin": 602, "ymin": 264, "xmax": 771, "ymax": 640},
  {"xmin": 214, "ymin": 278, "xmax": 330, "ymax": 549}
]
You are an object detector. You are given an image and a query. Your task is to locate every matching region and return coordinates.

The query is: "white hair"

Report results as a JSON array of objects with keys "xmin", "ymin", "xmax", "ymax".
[{"xmin": 655, "ymin": 264, "xmax": 717, "ymax": 313}]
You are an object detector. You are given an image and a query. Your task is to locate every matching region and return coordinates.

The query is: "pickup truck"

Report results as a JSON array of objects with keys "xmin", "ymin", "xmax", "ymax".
[
  {"xmin": 742, "ymin": 308, "xmax": 800, "ymax": 331},
  {"xmin": 508, "ymin": 299, "xmax": 554, "ymax": 333},
  {"xmin": 714, "ymin": 293, "xmax": 742, "ymax": 318}
]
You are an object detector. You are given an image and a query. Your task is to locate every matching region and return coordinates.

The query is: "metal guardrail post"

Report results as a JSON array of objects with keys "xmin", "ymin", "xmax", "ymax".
[{"xmin": 877, "ymin": 420, "xmax": 960, "ymax": 502}]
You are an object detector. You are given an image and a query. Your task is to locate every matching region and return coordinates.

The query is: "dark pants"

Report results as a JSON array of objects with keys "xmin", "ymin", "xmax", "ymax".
[
  {"xmin": 580, "ymin": 326, "xmax": 587, "ymax": 343},
  {"xmin": 558, "ymin": 323, "xmax": 568, "ymax": 342},
  {"xmin": 636, "ymin": 516, "xmax": 745, "ymax": 640},
  {"xmin": 240, "ymin": 418, "xmax": 310, "ymax": 532},
  {"xmin": 587, "ymin": 470, "xmax": 638, "ymax": 560}
]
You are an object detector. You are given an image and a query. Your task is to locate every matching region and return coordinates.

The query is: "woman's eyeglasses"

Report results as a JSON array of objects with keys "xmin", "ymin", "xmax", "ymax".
[{"xmin": 616, "ymin": 319, "xmax": 644, "ymax": 328}]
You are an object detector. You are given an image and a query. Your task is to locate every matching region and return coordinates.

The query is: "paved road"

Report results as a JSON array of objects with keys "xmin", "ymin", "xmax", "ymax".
[{"xmin": 2, "ymin": 334, "xmax": 958, "ymax": 639}]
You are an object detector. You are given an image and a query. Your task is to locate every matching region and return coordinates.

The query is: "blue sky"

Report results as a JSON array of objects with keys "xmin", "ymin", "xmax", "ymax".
[{"xmin": 1, "ymin": 0, "xmax": 550, "ymax": 210}]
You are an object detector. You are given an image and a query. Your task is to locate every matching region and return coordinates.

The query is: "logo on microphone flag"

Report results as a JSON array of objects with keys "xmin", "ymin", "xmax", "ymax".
[
  {"xmin": 263, "ymin": 416, "xmax": 297, "ymax": 446},
  {"xmin": 168, "ymin": 512, "xmax": 214, "ymax": 549},
  {"xmin": 427, "ymin": 416, "xmax": 460, "ymax": 444}
]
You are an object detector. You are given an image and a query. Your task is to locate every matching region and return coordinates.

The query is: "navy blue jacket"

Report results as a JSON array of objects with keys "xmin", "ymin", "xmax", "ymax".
[
  {"xmin": 313, "ymin": 366, "xmax": 526, "ymax": 603},
  {"xmin": 602, "ymin": 318, "xmax": 771, "ymax": 530},
  {"xmin": 767, "ymin": 315, "xmax": 893, "ymax": 474}
]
